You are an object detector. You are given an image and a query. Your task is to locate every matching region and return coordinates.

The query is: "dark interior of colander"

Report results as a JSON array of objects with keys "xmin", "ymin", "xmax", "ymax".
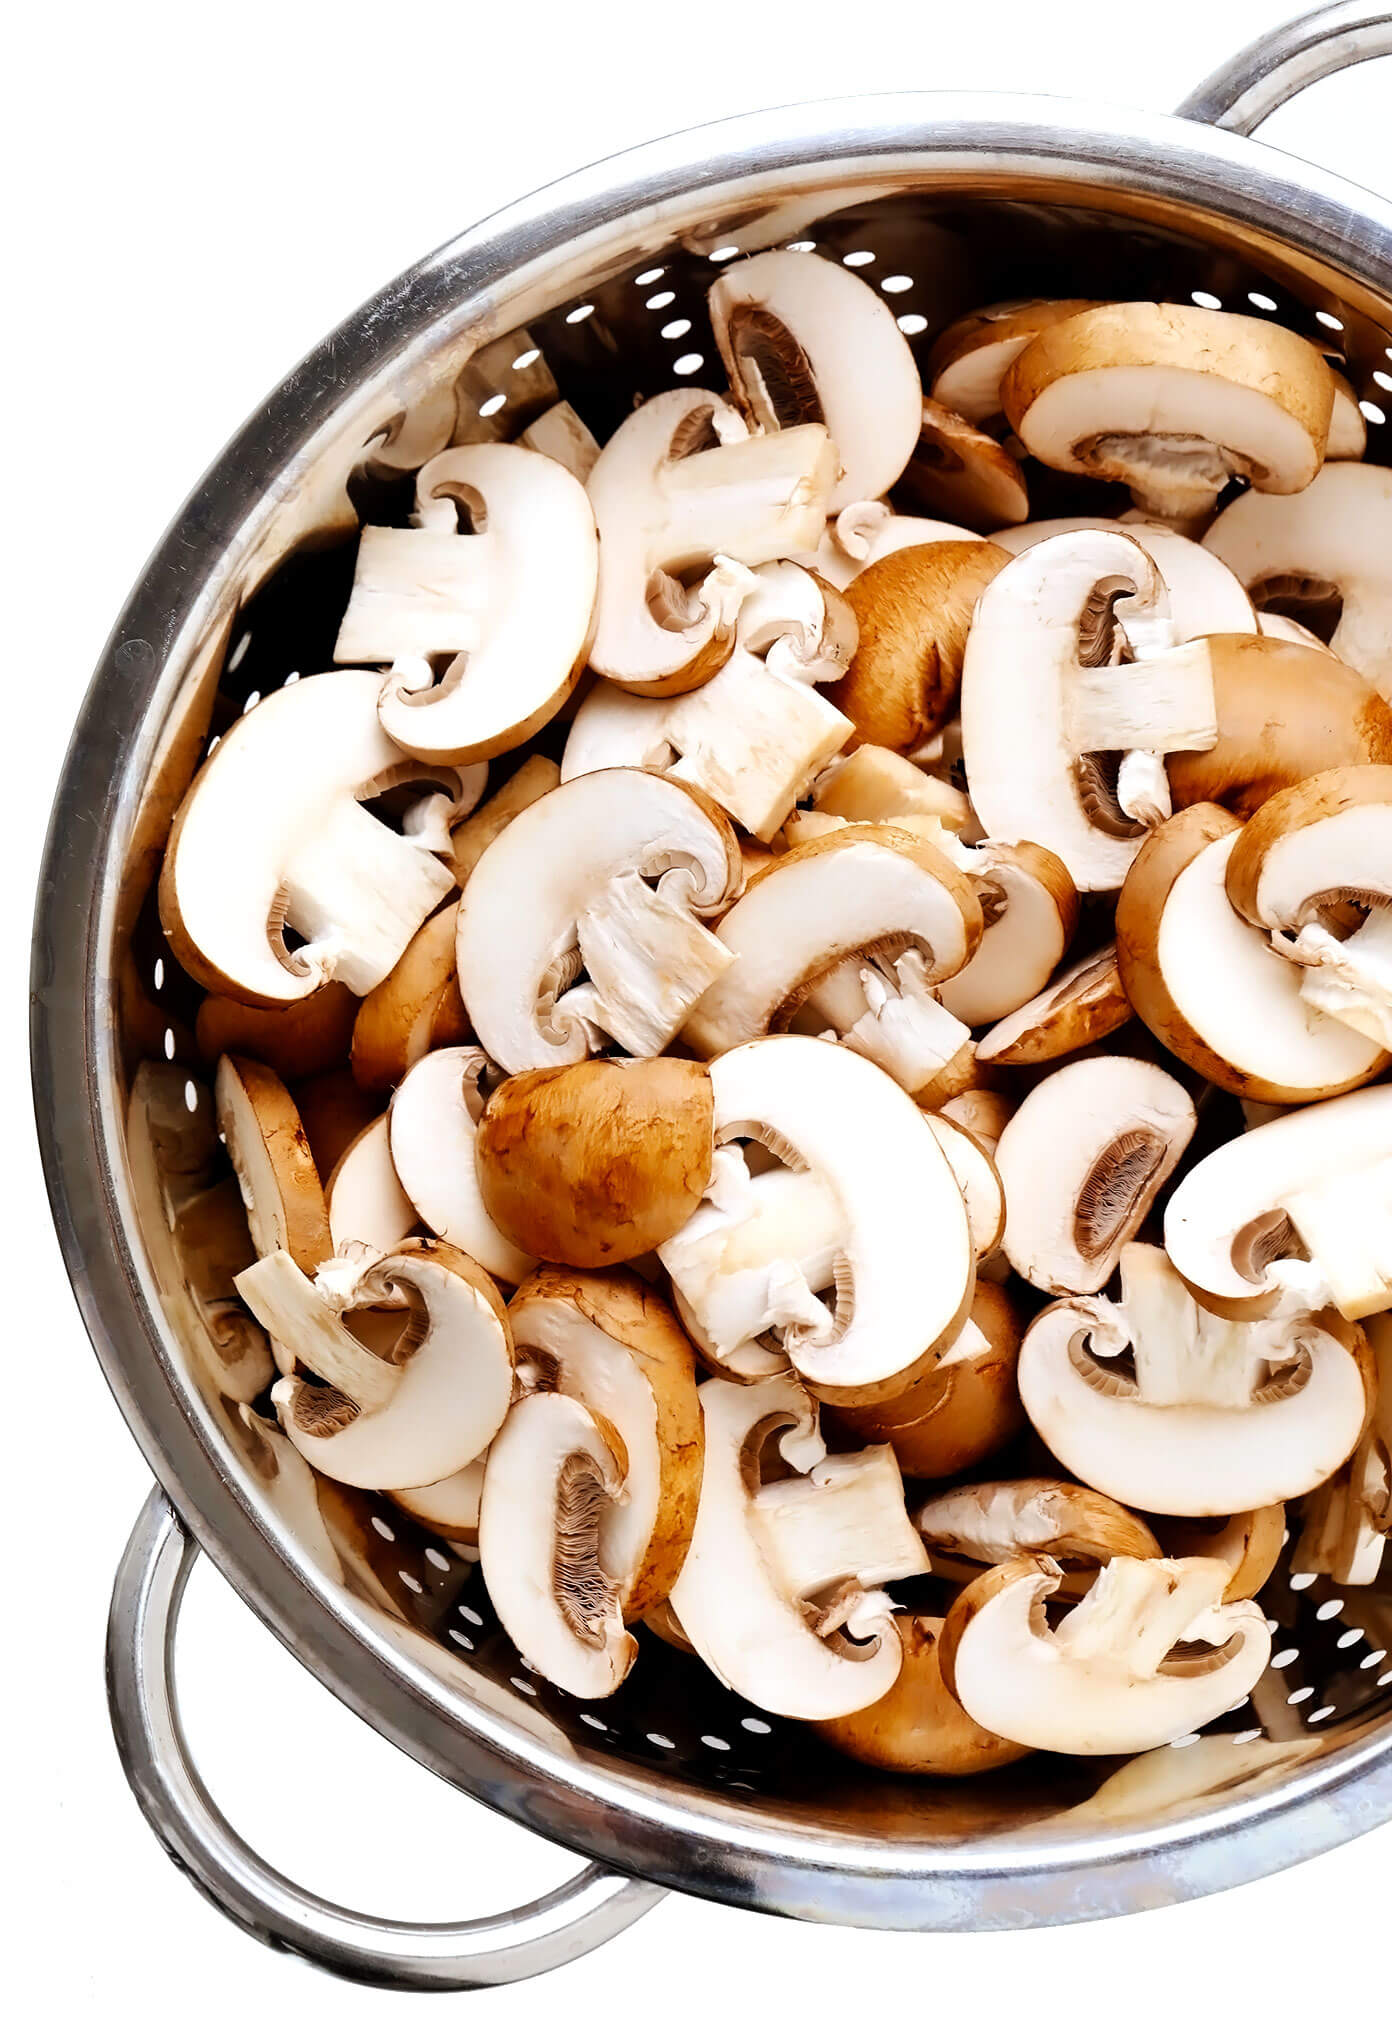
[{"xmin": 117, "ymin": 180, "xmax": 1392, "ymax": 1842}]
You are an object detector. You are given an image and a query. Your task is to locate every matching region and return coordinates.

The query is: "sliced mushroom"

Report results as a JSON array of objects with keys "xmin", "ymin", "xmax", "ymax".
[
  {"xmin": 809, "ymin": 742, "xmax": 974, "ymax": 832},
  {"xmin": 196, "ymin": 981, "xmax": 359, "ymax": 1083},
  {"xmin": 215, "ymin": 1055, "xmax": 330, "ymax": 1273},
  {"xmin": 924, "ymin": 1113, "xmax": 1005, "ymax": 1261},
  {"xmin": 325, "ymin": 1117, "xmax": 415, "ymax": 1256},
  {"xmin": 350, "ymin": 901, "xmax": 469, "ymax": 1092},
  {"xmin": 977, "ymin": 945, "xmax": 1130, "ymax": 1067},
  {"xmin": 161, "ymin": 670, "xmax": 459, "ymax": 1005},
  {"xmin": 1156, "ymin": 1506, "xmax": 1286, "ymax": 1602},
  {"xmin": 391, "ymin": 1458, "xmax": 485, "ymax": 1548},
  {"xmin": 897, "ymin": 399, "xmax": 1029, "ymax": 531},
  {"xmin": 388, "ymin": 1046, "xmax": 535, "ymax": 1284},
  {"xmin": 290, "ymin": 1067, "xmax": 379, "ymax": 1181},
  {"xmin": 915, "ymin": 1477, "xmax": 1161, "ymax": 1594},
  {"xmin": 927, "ymin": 299, "xmax": 1103, "ymax": 427},
  {"xmin": 1115, "ymin": 802, "xmax": 1388, "ymax": 1101},
  {"xmin": 479, "ymin": 1389, "xmax": 637, "ymax": 1696},
  {"xmin": 1293, "ymin": 1314, "xmax": 1390, "ymax": 1583},
  {"xmin": 828, "ymin": 542, "xmax": 1010, "ymax": 754},
  {"xmin": 586, "ymin": 387, "xmax": 835, "ymax": 694},
  {"xmin": 667, "ymin": 1373, "xmax": 905, "ymax": 1720},
  {"xmin": 939, "ymin": 1553, "xmax": 1272, "ymax": 1756},
  {"xmin": 992, "ymin": 517, "xmax": 1255, "ymax": 637},
  {"xmin": 476, "ymin": 1057, "xmax": 714, "ymax": 1269},
  {"xmin": 1018, "ymin": 1243, "xmax": 1370, "ymax": 1513},
  {"xmin": 937, "ymin": 840, "xmax": 1079, "ymax": 1027},
  {"xmin": 509, "ymin": 1267, "xmax": 702, "ymax": 1617},
  {"xmin": 1325, "ymin": 366, "xmax": 1368, "ymax": 460},
  {"xmin": 1163, "ymin": 633, "xmax": 1392, "ymax": 818},
  {"xmin": 799, "ymin": 500, "xmax": 980, "ymax": 591},
  {"xmin": 682, "ymin": 824, "xmax": 982, "ymax": 1073},
  {"xmin": 1224, "ymin": 764, "xmax": 1392, "ymax": 1051},
  {"xmin": 455, "ymin": 768, "xmax": 742, "ymax": 1068},
  {"xmin": 659, "ymin": 1036, "xmax": 973, "ymax": 1404},
  {"xmin": 1204, "ymin": 462, "xmax": 1392, "ymax": 697},
  {"xmin": 241, "ymin": 1238, "xmax": 514, "ymax": 1489},
  {"xmin": 447, "ymin": 754, "xmax": 560, "ymax": 887},
  {"xmin": 995, "ymin": 1055, "xmax": 1194, "ymax": 1295},
  {"xmin": 708, "ymin": 250, "xmax": 922, "ymax": 510},
  {"xmin": 335, "ymin": 442, "xmax": 597, "ymax": 764},
  {"xmin": 561, "ymin": 562, "xmax": 854, "ymax": 840},
  {"xmin": 1002, "ymin": 303, "xmax": 1334, "ymax": 521},
  {"xmin": 940, "ymin": 1088, "xmax": 1017, "ymax": 1156},
  {"xmin": 960, "ymin": 530, "xmax": 1215, "ymax": 891},
  {"xmin": 811, "ymin": 1613, "xmax": 1029, "ymax": 1774},
  {"xmin": 519, "ymin": 400, "xmax": 601, "ymax": 482},
  {"xmin": 1163, "ymin": 1085, "xmax": 1392, "ymax": 1321}
]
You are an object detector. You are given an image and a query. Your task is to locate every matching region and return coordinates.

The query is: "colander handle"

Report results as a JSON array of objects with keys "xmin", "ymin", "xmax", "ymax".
[
  {"xmin": 107, "ymin": 1490, "xmax": 665, "ymax": 1991},
  {"xmin": 1177, "ymin": 2, "xmax": 1392, "ymax": 133}
]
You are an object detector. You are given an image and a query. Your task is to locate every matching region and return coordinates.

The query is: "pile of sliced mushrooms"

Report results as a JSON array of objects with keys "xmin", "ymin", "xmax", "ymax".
[{"xmin": 158, "ymin": 254, "xmax": 1392, "ymax": 1775}]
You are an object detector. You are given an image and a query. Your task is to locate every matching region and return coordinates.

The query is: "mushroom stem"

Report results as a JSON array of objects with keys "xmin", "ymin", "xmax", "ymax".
[
  {"xmin": 752, "ymin": 1445, "xmax": 930, "ymax": 1599},
  {"xmin": 237, "ymin": 1250, "xmax": 398, "ymax": 1412},
  {"xmin": 659, "ymin": 1155, "xmax": 842, "ymax": 1361},
  {"xmin": 570, "ymin": 871, "xmax": 735, "ymax": 1057},
  {"xmin": 1066, "ymin": 645, "xmax": 1216, "ymax": 757},
  {"xmin": 1281, "ymin": 906, "xmax": 1392, "ymax": 1050},
  {"xmin": 807, "ymin": 951, "xmax": 974, "ymax": 1101},
  {"xmin": 281, "ymin": 795, "xmax": 453, "ymax": 997},
  {"xmin": 1118, "ymin": 1245, "xmax": 1283, "ymax": 1408},
  {"xmin": 1279, "ymin": 1163, "xmax": 1392, "ymax": 1318},
  {"xmin": 1055, "ymin": 1555, "xmax": 1228, "ymax": 1678}
]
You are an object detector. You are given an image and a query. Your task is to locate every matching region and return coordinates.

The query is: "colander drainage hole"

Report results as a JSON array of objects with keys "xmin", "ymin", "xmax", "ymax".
[
  {"xmin": 1271, "ymin": 1647, "xmax": 1300, "ymax": 1669},
  {"xmin": 740, "ymin": 1716, "xmax": 772, "ymax": 1735},
  {"xmin": 786, "ymin": 240, "xmax": 815, "ymax": 253},
  {"xmin": 1191, "ymin": 291, "xmax": 1222, "ymax": 311},
  {"xmin": 1360, "ymin": 400, "xmax": 1387, "ymax": 426},
  {"xmin": 646, "ymin": 1732, "xmax": 676, "ymax": 1750},
  {"xmin": 898, "ymin": 315, "xmax": 928, "ymax": 336},
  {"xmin": 1315, "ymin": 1599, "xmax": 1345, "ymax": 1620},
  {"xmin": 646, "ymin": 291, "xmax": 675, "ymax": 310},
  {"xmin": 1248, "ymin": 291, "xmax": 1278, "ymax": 311},
  {"xmin": 478, "ymin": 394, "xmax": 506, "ymax": 419},
  {"xmin": 881, "ymin": 275, "xmax": 913, "ymax": 294},
  {"xmin": 707, "ymin": 245, "xmax": 740, "ymax": 263},
  {"xmin": 579, "ymin": 1714, "xmax": 607, "ymax": 1731},
  {"xmin": 661, "ymin": 319, "xmax": 692, "ymax": 340},
  {"xmin": 512, "ymin": 348, "xmax": 540, "ymax": 370},
  {"xmin": 634, "ymin": 267, "xmax": 665, "ymax": 286},
  {"xmin": 843, "ymin": 251, "xmax": 875, "ymax": 268},
  {"xmin": 701, "ymin": 1735, "xmax": 731, "ymax": 1753},
  {"xmin": 398, "ymin": 1570, "xmax": 422, "ymax": 1595},
  {"xmin": 1316, "ymin": 310, "xmax": 1345, "ymax": 331},
  {"xmin": 1362, "ymin": 1648, "xmax": 1388, "ymax": 1669},
  {"xmin": 565, "ymin": 304, "xmax": 596, "ymax": 325},
  {"xmin": 370, "ymin": 1515, "xmax": 395, "ymax": 1541},
  {"xmin": 510, "ymin": 1676, "xmax": 538, "ymax": 1697},
  {"xmin": 1288, "ymin": 1572, "xmax": 1317, "ymax": 1591},
  {"xmin": 153, "ymin": 957, "xmax": 165, "ymax": 991},
  {"xmin": 424, "ymin": 1547, "xmax": 449, "ymax": 1572},
  {"xmin": 183, "ymin": 1081, "xmax": 199, "ymax": 1114},
  {"xmin": 1338, "ymin": 1627, "xmax": 1365, "ymax": 1648},
  {"xmin": 459, "ymin": 1604, "xmax": 483, "ymax": 1626},
  {"xmin": 673, "ymin": 354, "xmax": 704, "ymax": 377},
  {"xmin": 1307, "ymin": 1705, "xmax": 1336, "ymax": 1723},
  {"xmin": 449, "ymin": 1630, "xmax": 474, "ymax": 1650},
  {"xmin": 1287, "ymin": 1686, "xmax": 1315, "ymax": 1705},
  {"xmin": 1232, "ymin": 1728, "xmax": 1263, "ymax": 1745}
]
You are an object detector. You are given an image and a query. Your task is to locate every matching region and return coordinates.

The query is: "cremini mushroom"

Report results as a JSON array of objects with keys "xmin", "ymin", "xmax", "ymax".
[
  {"xmin": 455, "ymin": 767, "xmax": 742, "ymax": 1068},
  {"xmin": 241, "ymin": 1238, "xmax": 514, "ymax": 1489},
  {"xmin": 927, "ymin": 299, "xmax": 1103, "ymax": 427},
  {"xmin": 388, "ymin": 1046, "xmax": 535, "ymax": 1284},
  {"xmin": 1156, "ymin": 1506, "xmax": 1286, "ymax": 1602},
  {"xmin": 939, "ymin": 1088, "xmax": 1016, "ymax": 1156},
  {"xmin": 1164, "ymin": 1084, "xmax": 1392, "ymax": 1322},
  {"xmin": 924, "ymin": 1112, "xmax": 1005, "ymax": 1260},
  {"xmin": 1018, "ymin": 1243, "xmax": 1370, "ymax": 1513},
  {"xmin": 476, "ymin": 1057, "xmax": 714, "ymax": 1269},
  {"xmin": 1224, "ymin": 765, "xmax": 1392, "ymax": 1050},
  {"xmin": 977, "ymin": 945, "xmax": 1130, "ymax": 1067},
  {"xmin": 336, "ymin": 442, "xmax": 599, "ymax": 764},
  {"xmin": 939, "ymin": 1553, "xmax": 1272, "ymax": 1756},
  {"xmin": 1163, "ymin": 633, "xmax": 1392, "ymax": 817},
  {"xmin": 509, "ymin": 1266, "xmax": 702, "ymax": 1617},
  {"xmin": 519, "ymin": 400, "xmax": 601, "ymax": 481},
  {"xmin": 960, "ymin": 530, "xmax": 1216, "ymax": 891},
  {"xmin": 798, "ymin": 500, "xmax": 981, "ymax": 592},
  {"xmin": 350, "ymin": 901, "xmax": 470, "ymax": 1091},
  {"xmin": 586, "ymin": 387, "xmax": 835, "ymax": 694},
  {"xmin": 290, "ymin": 1067, "xmax": 379, "ymax": 1181},
  {"xmin": 1204, "ymin": 462, "xmax": 1392, "ymax": 697},
  {"xmin": 1001, "ymin": 303, "xmax": 1334, "ymax": 521},
  {"xmin": 659, "ymin": 1036, "xmax": 973, "ymax": 1405},
  {"xmin": 161, "ymin": 670, "xmax": 459, "ymax": 1005},
  {"xmin": 196, "ymin": 981, "xmax": 359, "ymax": 1083},
  {"xmin": 1115, "ymin": 802, "xmax": 1388, "ymax": 1100},
  {"xmin": 446, "ymin": 754, "xmax": 560, "ymax": 887},
  {"xmin": 915, "ymin": 1477, "xmax": 1161, "ymax": 1594},
  {"xmin": 897, "ymin": 399, "xmax": 1029, "ymax": 531},
  {"xmin": 667, "ymin": 1373, "xmax": 908, "ymax": 1720},
  {"xmin": 561, "ymin": 561, "xmax": 854, "ymax": 840},
  {"xmin": 325, "ymin": 1116, "xmax": 415, "ymax": 1256},
  {"xmin": 391, "ymin": 1458, "xmax": 485, "ymax": 1550},
  {"xmin": 811, "ymin": 1613, "xmax": 1028, "ymax": 1774},
  {"xmin": 1293, "ymin": 1314, "xmax": 1390, "ymax": 1584},
  {"xmin": 215, "ymin": 1055, "xmax": 330, "ymax": 1273},
  {"xmin": 1326, "ymin": 364, "xmax": 1368, "ymax": 460},
  {"xmin": 805, "ymin": 741, "xmax": 974, "ymax": 832},
  {"xmin": 479, "ymin": 1389, "xmax": 637, "ymax": 1697},
  {"xmin": 992, "ymin": 517, "xmax": 1256, "ymax": 638},
  {"xmin": 994, "ymin": 1055, "xmax": 1195, "ymax": 1295},
  {"xmin": 708, "ymin": 249, "xmax": 922, "ymax": 511}
]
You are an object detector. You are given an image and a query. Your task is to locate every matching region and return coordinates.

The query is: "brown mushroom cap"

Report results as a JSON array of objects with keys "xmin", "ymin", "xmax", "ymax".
[
  {"xmin": 977, "ymin": 944, "xmax": 1130, "ymax": 1068},
  {"xmin": 926, "ymin": 300, "xmax": 1103, "ymax": 426},
  {"xmin": 642, "ymin": 1596, "xmax": 696, "ymax": 1653},
  {"xmin": 289, "ymin": 1067, "xmax": 380, "ymax": 1180},
  {"xmin": 1224, "ymin": 763, "xmax": 1392, "ymax": 929},
  {"xmin": 350, "ymin": 901, "xmax": 470, "ymax": 1092},
  {"xmin": 1155, "ymin": 1506, "xmax": 1286, "ymax": 1602},
  {"xmin": 475, "ymin": 1058, "xmax": 714, "ymax": 1267},
  {"xmin": 915, "ymin": 1477, "xmax": 1162, "ymax": 1597},
  {"xmin": 828, "ymin": 542, "xmax": 1011, "ymax": 754},
  {"xmin": 1166, "ymin": 635, "xmax": 1392, "ymax": 820},
  {"xmin": 447, "ymin": 754, "xmax": 560, "ymax": 888},
  {"xmin": 896, "ymin": 399, "xmax": 1030, "ymax": 532},
  {"xmin": 811, "ymin": 1614, "xmax": 1030, "ymax": 1775},
  {"xmin": 214, "ymin": 1055, "xmax": 330, "ymax": 1273},
  {"xmin": 196, "ymin": 981, "xmax": 358, "ymax": 1083}
]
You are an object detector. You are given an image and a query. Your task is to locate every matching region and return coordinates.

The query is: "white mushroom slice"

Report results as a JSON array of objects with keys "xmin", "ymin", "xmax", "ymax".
[
  {"xmin": 709, "ymin": 250, "xmax": 922, "ymax": 511},
  {"xmin": 508, "ymin": 1267, "xmax": 702, "ymax": 1616},
  {"xmin": 161, "ymin": 670, "xmax": 456, "ymax": 1005},
  {"xmin": 960, "ymin": 531, "xmax": 1215, "ymax": 892},
  {"xmin": 803, "ymin": 956, "xmax": 978, "ymax": 1109},
  {"xmin": 669, "ymin": 1374, "xmax": 904, "ymax": 1719},
  {"xmin": 1326, "ymin": 368, "xmax": 1368, "ymax": 460},
  {"xmin": 754, "ymin": 1443, "xmax": 929, "ymax": 1596},
  {"xmin": 332, "ymin": 444, "xmax": 597, "ymax": 765},
  {"xmin": 388, "ymin": 1047, "xmax": 535, "ymax": 1284},
  {"xmin": 455, "ymin": 768, "xmax": 742, "ymax": 1070},
  {"xmin": 1204, "ymin": 463, "xmax": 1392, "ymax": 697},
  {"xmin": 940, "ymin": 1088, "xmax": 1016, "ymax": 1156},
  {"xmin": 810, "ymin": 743, "xmax": 974, "ymax": 833},
  {"xmin": 214, "ymin": 1055, "xmax": 330, "ymax": 1273},
  {"xmin": 391, "ymin": 1459, "xmax": 485, "ymax": 1544},
  {"xmin": 1157, "ymin": 1505, "xmax": 1286, "ymax": 1602},
  {"xmin": 927, "ymin": 300, "xmax": 1103, "ymax": 426},
  {"xmin": 915, "ymin": 1477, "xmax": 1160, "ymax": 1579},
  {"xmin": 243, "ymin": 1240, "xmax": 514, "ymax": 1489},
  {"xmin": 237, "ymin": 1405, "xmax": 344, "ymax": 1583},
  {"xmin": 662, "ymin": 1037, "xmax": 973, "ymax": 1404},
  {"xmin": 1019, "ymin": 1244, "xmax": 1370, "ymax": 1513},
  {"xmin": 518, "ymin": 400, "xmax": 601, "ymax": 482},
  {"xmin": 1116, "ymin": 802, "xmax": 1388, "ymax": 1101},
  {"xmin": 936, "ymin": 840, "xmax": 1079, "ymax": 1027},
  {"xmin": 1256, "ymin": 611, "xmax": 1333, "ymax": 650},
  {"xmin": 798, "ymin": 501, "xmax": 979, "ymax": 590},
  {"xmin": 586, "ymin": 388, "xmax": 835, "ymax": 695},
  {"xmin": 1164, "ymin": 1086, "xmax": 1392, "ymax": 1321},
  {"xmin": 1293, "ymin": 1313, "xmax": 1391, "ymax": 1584},
  {"xmin": 897, "ymin": 399, "xmax": 1029, "ymax": 531},
  {"xmin": 326, "ymin": 1117, "xmax": 415, "ymax": 1255},
  {"xmin": 995, "ymin": 1056, "xmax": 1195, "ymax": 1296},
  {"xmin": 992, "ymin": 517, "xmax": 1255, "ymax": 638},
  {"xmin": 942, "ymin": 1555, "xmax": 1271, "ymax": 1757},
  {"xmin": 1225, "ymin": 765, "xmax": 1392, "ymax": 1049},
  {"xmin": 923, "ymin": 1114, "xmax": 1005, "ymax": 1260},
  {"xmin": 479, "ymin": 1391, "xmax": 637, "ymax": 1697},
  {"xmin": 682, "ymin": 824, "xmax": 981, "ymax": 1062},
  {"xmin": 562, "ymin": 562, "xmax": 854, "ymax": 840},
  {"xmin": 977, "ymin": 945, "xmax": 1130, "ymax": 1067},
  {"xmin": 448, "ymin": 755, "xmax": 560, "ymax": 887},
  {"xmin": 1001, "ymin": 304, "xmax": 1334, "ymax": 521}
]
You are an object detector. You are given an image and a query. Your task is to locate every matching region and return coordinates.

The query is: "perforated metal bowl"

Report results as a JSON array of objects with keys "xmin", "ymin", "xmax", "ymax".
[{"xmin": 31, "ymin": 1, "xmax": 1392, "ymax": 1992}]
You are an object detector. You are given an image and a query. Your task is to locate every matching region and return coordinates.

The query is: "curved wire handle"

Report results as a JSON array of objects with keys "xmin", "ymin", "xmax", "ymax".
[
  {"xmin": 107, "ymin": 1491, "xmax": 664, "ymax": 1992},
  {"xmin": 1178, "ymin": 3, "xmax": 1392, "ymax": 134}
]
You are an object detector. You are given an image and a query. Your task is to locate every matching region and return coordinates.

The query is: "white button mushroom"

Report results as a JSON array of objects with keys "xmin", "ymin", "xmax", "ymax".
[
  {"xmin": 388, "ymin": 1046, "xmax": 536, "ymax": 1285},
  {"xmin": 325, "ymin": 1116, "xmax": 415, "ymax": 1257},
  {"xmin": 992, "ymin": 517, "xmax": 1256, "ymax": 639},
  {"xmin": 518, "ymin": 400, "xmax": 601, "ymax": 482}
]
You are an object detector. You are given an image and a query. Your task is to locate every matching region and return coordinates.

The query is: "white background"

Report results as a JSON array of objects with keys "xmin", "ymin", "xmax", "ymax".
[{"xmin": 8, "ymin": 1, "xmax": 1392, "ymax": 2020}]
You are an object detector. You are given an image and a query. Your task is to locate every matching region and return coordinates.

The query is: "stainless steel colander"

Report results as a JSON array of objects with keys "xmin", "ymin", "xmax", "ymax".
[{"xmin": 31, "ymin": 1, "xmax": 1392, "ymax": 1991}]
